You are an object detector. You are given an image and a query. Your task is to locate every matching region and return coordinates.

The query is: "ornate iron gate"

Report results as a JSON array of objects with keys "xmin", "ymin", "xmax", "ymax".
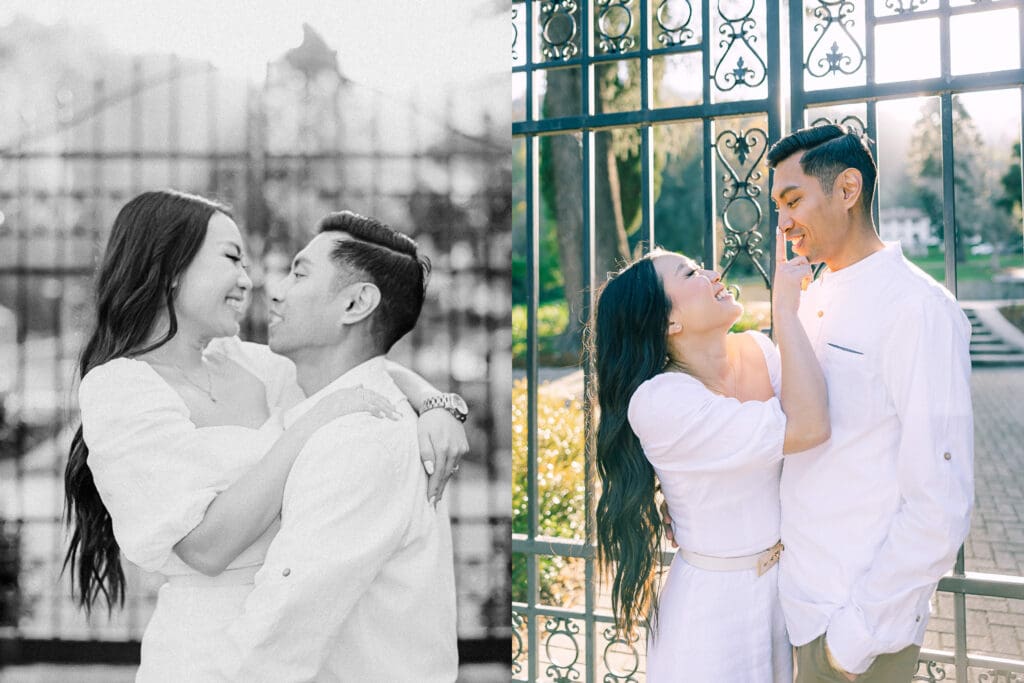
[
  {"xmin": 0, "ymin": 26, "xmax": 510, "ymax": 667},
  {"xmin": 512, "ymin": 1, "xmax": 1024, "ymax": 681}
]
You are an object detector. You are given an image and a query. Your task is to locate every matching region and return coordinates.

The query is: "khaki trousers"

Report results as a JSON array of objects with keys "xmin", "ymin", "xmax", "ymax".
[{"xmin": 795, "ymin": 633, "xmax": 921, "ymax": 683}]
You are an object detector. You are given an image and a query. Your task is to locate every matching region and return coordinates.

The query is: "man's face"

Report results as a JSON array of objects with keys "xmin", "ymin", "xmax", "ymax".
[
  {"xmin": 267, "ymin": 233, "xmax": 352, "ymax": 358},
  {"xmin": 771, "ymin": 152, "xmax": 845, "ymax": 265}
]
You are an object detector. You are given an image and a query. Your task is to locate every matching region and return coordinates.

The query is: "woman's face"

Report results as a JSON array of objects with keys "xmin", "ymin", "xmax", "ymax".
[
  {"xmin": 173, "ymin": 212, "xmax": 252, "ymax": 340},
  {"xmin": 652, "ymin": 252, "xmax": 742, "ymax": 336}
]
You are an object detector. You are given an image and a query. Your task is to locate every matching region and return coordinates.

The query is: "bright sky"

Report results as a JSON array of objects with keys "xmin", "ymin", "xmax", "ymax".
[{"xmin": 1, "ymin": 0, "xmax": 506, "ymax": 91}]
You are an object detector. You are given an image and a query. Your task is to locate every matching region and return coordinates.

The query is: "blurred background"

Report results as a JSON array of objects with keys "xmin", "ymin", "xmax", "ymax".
[{"xmin": 0, "ymin": 1, "xmax": 510, "ymax": 680}]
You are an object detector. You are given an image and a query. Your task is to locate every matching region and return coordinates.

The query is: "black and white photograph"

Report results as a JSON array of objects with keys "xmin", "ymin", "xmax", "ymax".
[{"xmin": 0, "ymin": 1, "xmax": 510, "ymax": 681}]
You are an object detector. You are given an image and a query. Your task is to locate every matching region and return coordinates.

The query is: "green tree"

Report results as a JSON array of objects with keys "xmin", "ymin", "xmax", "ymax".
[
  {"xmin": 539, "ymin": 10, "xmax": 670, "ymax": 353},
  {"xmin": 906, "ymin": 99, "xmax": 1016, "ymax": 252}
]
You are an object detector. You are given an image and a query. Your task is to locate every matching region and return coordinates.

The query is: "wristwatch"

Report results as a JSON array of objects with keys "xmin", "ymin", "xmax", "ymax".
[{"xmin": 421, "ymin": 392, "xmax": 469, "ymax": 423}]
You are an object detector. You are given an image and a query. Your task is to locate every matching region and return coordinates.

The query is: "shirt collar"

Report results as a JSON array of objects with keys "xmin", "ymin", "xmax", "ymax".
[
  {"xmin": 283, "ymin": 355, "xmax": 388, "ymax": 428},
  {"xmin": 818, "ymin": 241, "xmax": 903, "ymax": 288}
]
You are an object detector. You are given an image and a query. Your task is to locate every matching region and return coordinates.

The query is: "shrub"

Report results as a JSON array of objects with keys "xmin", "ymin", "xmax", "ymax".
[{"xmin": 512, "ymin": 378, "xmax": 586, "ymax": 607}]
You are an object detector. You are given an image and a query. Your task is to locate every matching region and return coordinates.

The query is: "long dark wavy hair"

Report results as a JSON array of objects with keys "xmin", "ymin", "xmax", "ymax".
[
  {"xmin": 63, "ymin": 189, "xmax": 230, "ymax": 613},
  {"xmin": 592, "ymin": 252, "xmax": 673, "ymax": 638}
]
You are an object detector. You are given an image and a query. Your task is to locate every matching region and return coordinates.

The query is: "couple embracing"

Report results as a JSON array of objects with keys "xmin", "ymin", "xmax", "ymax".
[
  {"xmin": 594, "ymin": 125, "xmax": 974, "ymax": 682},
  {"xmin": 64, "ymin": 191, "xmax": 466, "ymax": 681}
]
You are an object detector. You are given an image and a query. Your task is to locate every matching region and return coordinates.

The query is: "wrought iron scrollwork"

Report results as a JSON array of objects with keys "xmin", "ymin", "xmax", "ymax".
[
  {"xmin": 885, "ymin": 0, "xmax": 929, "ymax": 14},
  {"xmin": 601, "ymin": 626, "xmax": 641, "ymax": 683},
  {"xmin": 978, "ymin": 671, "xmax": 1024, "ymax": 683},
  {"xmin": 714, "ymin": 127, "xmax": 770, "ymax": 285},
  {"xmin": 596, "ymin": 0, "xmax": 636, "ymax": 54},
  {"xmin": 912, "ymin": 659, "xmax": 948, "ymax": 682},
  {"xmin": 512, "ymin": 611, "xmax": 525, "ymax": 676},
  {"xmin": 712, "ymin": 0, "xmax": 768, "ymax": 92},
  {"xmin": 809, "ymin": 114, "xmax": 867, "ymax": 137},
  {"xmin": 655, "ymin": 0, "xmax": 696, "ymax": 47},
  {"xmin": 544, "ymin": 616, "xmax": 583, "ymax": 681},
  {"xmin": 806, "ymin": 0, "xmax": 865, "ymax": 78},
  {"xmin": 513, "ymin": 7, "xmax": 520, "ymax": 62},
  {"xmin": 541, "ymin": 0, "xmax": 581, "ymax": 61}
]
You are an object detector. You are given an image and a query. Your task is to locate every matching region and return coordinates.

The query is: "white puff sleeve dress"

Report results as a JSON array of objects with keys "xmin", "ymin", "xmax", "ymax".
[
  {"xmin": 626, "ymin": 331, "xmax": 792, "ymax": 682},
  {"xmin": 78, "ymin": 336, "xmax": 298, "ymax": 683}
]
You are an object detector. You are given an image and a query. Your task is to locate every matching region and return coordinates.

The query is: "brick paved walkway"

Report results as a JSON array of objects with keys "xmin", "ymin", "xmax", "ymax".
[{"xmin": 924, "ymin": 366, "xmax": 1024, "ymax": 662}]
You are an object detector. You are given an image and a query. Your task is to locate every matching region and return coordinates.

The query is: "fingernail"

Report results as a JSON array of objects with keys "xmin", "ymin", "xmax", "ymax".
[{"xmin": 424, "ymin": 461, "xmax": 435, "ymax": 475}]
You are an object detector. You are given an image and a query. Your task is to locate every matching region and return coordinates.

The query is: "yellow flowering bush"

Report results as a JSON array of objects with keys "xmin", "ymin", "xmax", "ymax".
[{"xmin": 511, "ymin": 377, "xmax": 586, "ymax": 607}]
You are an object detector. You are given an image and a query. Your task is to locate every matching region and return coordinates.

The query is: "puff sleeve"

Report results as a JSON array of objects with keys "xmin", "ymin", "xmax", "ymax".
[
  {"xmin": 627, "ymin": 371, "xmax": 786, "ymax": 473},
  {"xmin": 79, "ymin": 359, "xmax": 228, "ymax": 572}
]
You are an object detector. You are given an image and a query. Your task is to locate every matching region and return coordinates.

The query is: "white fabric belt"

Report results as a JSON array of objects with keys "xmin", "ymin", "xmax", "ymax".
[
  {"xmin": 164, "ymin": 564, "xmax": 260, "ymax": 588},
  {"xmin": 679, "ymin": 541, "xmax": 784, "ymax": 577}
]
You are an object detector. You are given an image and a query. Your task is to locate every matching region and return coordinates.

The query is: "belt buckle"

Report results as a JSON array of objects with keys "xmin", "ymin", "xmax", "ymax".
[{"xmin": 756, "ymin": 542, "xmax": 783, "ymax": 577}]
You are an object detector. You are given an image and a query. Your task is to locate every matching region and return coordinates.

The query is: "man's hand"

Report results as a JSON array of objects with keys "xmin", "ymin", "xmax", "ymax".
[
  {"xmin": 658, "ymin": 499, "xmax": 678, "ymax": 548},
  {"xmin": 417, "ymin": 409, "xmax": 470, "ymax": 505}
]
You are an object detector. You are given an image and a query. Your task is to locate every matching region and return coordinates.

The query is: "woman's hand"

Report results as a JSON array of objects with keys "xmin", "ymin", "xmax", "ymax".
[
  {"xmin": 307, "ymin": 385, "xmax": 401, "ymax": 426},
  {"xmin": 417, "ymin": 409, "xmax": 470, "ymax": 506},
  {"xmin": 772, "ymin": 229, "xmax": 813, "ymax": 317}
]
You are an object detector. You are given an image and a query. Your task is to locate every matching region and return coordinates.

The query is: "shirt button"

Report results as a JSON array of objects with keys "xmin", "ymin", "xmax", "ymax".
[
  {"xmin": 282, "ymin": 568, "xmax": 291, "ymax": 577},
  {"xmin": 943, "ymin": 452, "xmax": 952, "ymax": 461},
  {"xmin": 915, "ymin": 615, "xmax": 921, "ymax": 622},
  {"xmin": 817, "ymin": 310, "xmax": 824, "ymax": 318}
]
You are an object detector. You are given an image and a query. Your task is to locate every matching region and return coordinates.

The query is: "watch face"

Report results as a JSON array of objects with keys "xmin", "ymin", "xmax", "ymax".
[{"xmin": 451, "ymin": 394, "xmax": 468, "ymax": 414}]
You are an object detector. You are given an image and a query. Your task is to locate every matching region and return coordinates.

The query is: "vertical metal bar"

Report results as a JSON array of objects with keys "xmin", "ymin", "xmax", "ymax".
[
  {"xmin": 1019, "ymin": 10, "xmax": 1024, "ymax": 254},
  {"xmin": 767, "ymin": 0, "xmax": 783, "ymax": 314},
  {"xmin": 169, "ymin": 54, "xmax": 181, "ymax": 189},
  {"xmin": 92, "ymin": 77, "xmax": 110, "ymax": 637},
  {"xmin": 581, "ymin": 2, "xmax": 596, "ymax": 675},
  {"xmin": 371, "ymin": 90, "xmax": 382, "ymax": 218},
  {"xmin": 867, "ymin": 100, "xmax": 880, "ymax": 230},
  {"xmin": 640, "ymin": 0, "xmax": 654, "ymax": 250},
  {"xmin": 940, "ymin": 0, "xmax": 958, "ymax": 297},
  {"xmin": 954, "ymin": 546, "xmax": 968, "ymax": 681},
  {"xmin": 525, "ymin": 0, "xmax": 535, "ymax": 122},
  {"xmin": 582, "ymin": 126, "xmax": 597, "ymax": 683},
  {"xmin": 525, "ymin": 130, "xmax": 540, "ymax": 683},
  {"xmin": 132, "ymin": 59, "xmax": 143, "ymax": 201},
  {"xmin": 702, "ymin": 0, "xmax": 715, "ymax": 268},
  {"xmin": 208, "ymin": 63, "xmax": 220, "ymax": 195},
  {"xmin": 789, "ymin": 0, "xmax": 806, "ymax": 134},
  {"xmin": 13, "ymin": 111, "xmax": 29, "ymax": 643},
  {"xmin": 703, "ymin": 118, "xmax": 715, "ymax": 269}
]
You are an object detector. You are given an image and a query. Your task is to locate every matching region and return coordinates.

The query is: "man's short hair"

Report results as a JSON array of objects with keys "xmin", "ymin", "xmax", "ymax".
[
  {"xmin": 317, "ymin": 210, "xmax": 431, "ymax": 352},
  {"xmin": 767, "ymin": 124, "xmax": 877, "ymax": 214}
]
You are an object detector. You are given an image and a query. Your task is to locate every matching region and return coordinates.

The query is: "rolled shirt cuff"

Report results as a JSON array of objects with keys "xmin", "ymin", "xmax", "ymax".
[{"xmin": 826, "ymin": 606, "xmax": 877, "ymax": 675}]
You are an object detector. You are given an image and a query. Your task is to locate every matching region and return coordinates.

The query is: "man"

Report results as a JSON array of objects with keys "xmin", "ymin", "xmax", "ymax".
[
  {"xmin": 214, "ymin": 211, "xmax": 459, "ymax": 681},
  {"xmin": 768, "ymin": 125, "xmax": 974, "ymax": 681}
]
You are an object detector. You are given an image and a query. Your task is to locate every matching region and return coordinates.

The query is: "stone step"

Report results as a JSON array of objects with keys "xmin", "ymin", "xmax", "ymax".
[
  {"xmin": 971, "ymin": 353, "xmax": 1024, "ymax": 367},
  {"xmin": 971, "ymin": 344, "xmax": 1021, "ymax": 355}
]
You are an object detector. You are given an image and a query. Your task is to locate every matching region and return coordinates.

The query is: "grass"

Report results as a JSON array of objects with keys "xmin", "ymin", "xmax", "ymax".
[{"xmin": 905, "ymin": 249, "xmax": 1010, "ymax": 282}]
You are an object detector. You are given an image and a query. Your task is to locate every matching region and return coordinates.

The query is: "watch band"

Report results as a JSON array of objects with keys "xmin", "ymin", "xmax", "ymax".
[{"xmin": 421, "ymin": 393, "xmax": 468, "ymax": 422}]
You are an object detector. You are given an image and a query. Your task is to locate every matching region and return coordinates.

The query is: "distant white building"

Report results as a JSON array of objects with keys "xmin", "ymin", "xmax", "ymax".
[{"xmin": 880, "ymin": 207, "xmax": 933, "ymax": 256}]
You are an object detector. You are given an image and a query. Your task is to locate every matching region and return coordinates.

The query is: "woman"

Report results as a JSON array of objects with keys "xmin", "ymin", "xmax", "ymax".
[
  {"xmin": 593, "ymin": 235, "xmax": 829, "ymax": 682},
  {"xmin": 63, "ymin": 190, "xmax": 466, "ymax": 681}
]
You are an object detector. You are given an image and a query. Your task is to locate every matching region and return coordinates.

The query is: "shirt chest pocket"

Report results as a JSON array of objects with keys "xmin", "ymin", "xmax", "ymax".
[{"xmin": 823, "ymin": 342, "xmax": 888, "ymax": 429}]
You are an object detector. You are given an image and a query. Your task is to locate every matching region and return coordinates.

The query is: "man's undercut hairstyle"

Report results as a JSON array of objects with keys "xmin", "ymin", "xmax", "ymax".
[
  {"xmin": 317, "ymin": 210, "xmax": 430, "ymax": 352},
  {"xmin": 767, "ymin": 124, "xmax": 877, "ymax": 214}
]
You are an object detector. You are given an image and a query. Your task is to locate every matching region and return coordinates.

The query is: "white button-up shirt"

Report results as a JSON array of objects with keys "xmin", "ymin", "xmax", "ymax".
[
  {"xmin": 216, "ymin": 356, "xmax": 458, "ymax": 682},
  {"xmin": 779, "ymin": 243, "xmax": 974, "ymax": 674}
]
